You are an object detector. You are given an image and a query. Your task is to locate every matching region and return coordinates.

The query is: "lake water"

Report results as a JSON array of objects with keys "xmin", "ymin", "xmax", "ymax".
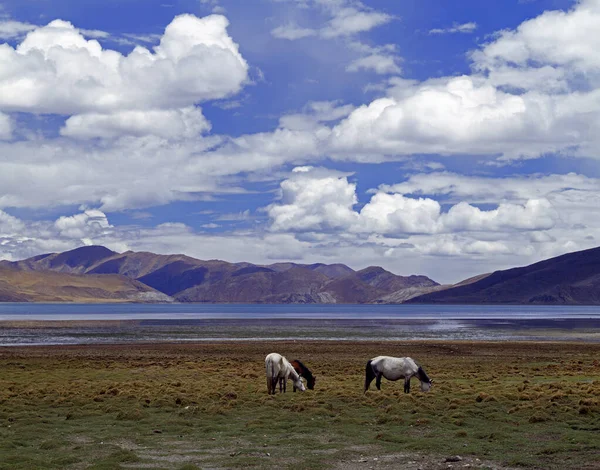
[{"xmin": 1, "ymin": 303, "xmax": 600, "ymax": 345}]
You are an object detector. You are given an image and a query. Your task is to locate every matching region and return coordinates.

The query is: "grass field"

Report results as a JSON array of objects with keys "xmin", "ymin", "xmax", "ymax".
[{"xmin": 0, "ymin": 340, "xmax": 599, "ymax": 469}]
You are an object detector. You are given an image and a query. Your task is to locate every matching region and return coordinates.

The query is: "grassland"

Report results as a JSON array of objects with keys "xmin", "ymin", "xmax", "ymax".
[{"xmin": 0, "ymin": 341, "xmax": 599, "ymax": 469}]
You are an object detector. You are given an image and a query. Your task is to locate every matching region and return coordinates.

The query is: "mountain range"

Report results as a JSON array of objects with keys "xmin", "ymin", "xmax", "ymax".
[
  {"xmin": 0, "ymin": 246, "xmax": 437, "ymax": 303},
  {"xmin": 1, "ymin": 245, "xmax": 600, "ymax": 304}
]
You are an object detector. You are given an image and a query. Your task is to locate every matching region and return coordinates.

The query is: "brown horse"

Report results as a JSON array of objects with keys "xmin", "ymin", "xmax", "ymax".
[{"xmin": 290, "ymin": 359, "xmax": 316, "ymax": 391}]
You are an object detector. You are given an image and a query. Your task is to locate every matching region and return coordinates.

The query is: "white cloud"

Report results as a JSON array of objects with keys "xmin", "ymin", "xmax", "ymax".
[
  {"xmin": 267, "ymin": 167, "xmax": 561, "ymax": 236},
  {"xmin": 279, "ymin": 100, "xmax": 355, "ymax": 131},
  {"xmin": 61, "ymin": 106, "xmax": 211, "ymax": 139},
  {"xmin": 381, "ymin": 172, "xmax": 600, "ymax": 203},
  {"xmin": 271, "ymin": 23, "xmax": 316, "ymax": 40},
  {"xmin": 0, "ymin": 134, "xmax": 249, "ymax": 211},
  {"xmin": 269, "ymin": 0, "xmax": 399, "ymax": 77},
  {"xmin": 0, "ymin": 14, "xmax": 248, "ymax": 115},
  {"xmin": 326, "ymin": 73, "xmax": 600, "ymax": 160},
  {"xmin": 320, "ymin": 6, "xmax": 392, "ymax": 38},
  {"xmin": 79, "ymin": 28, "xmax": 111, "ymax": 39},
  {"xmin": 54, "ymin": 209, "xmax": 112, "ymax": 239},
  {"xmin": 472, "ymin": 0, "xmax": 600, "ymax": 75},
  {"xmin": 270, "ymin": 1, "xmax": 393, "ymax": 39},
  {"xmin": 266, "ymin": 166, "xmax": 359, "ymax": 232},
  {"xmin": 429, "ymin": 22, "xmax": 477, "ymax": 35},
  {"xmin": 346, "ymin": 53, "xmax": 401, "ymax": 74},
  {"xmin": 0, "ymin": 20, "xmax": 36, "ymax": 39},
  {"xmin": 0, "ymin": 209, "xmax": 25, "ymax": 236}
]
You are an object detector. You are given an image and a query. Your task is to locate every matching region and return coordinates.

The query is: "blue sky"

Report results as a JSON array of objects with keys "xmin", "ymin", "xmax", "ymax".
[{"xmin": 0, "ymin": 0, "xmax": 599, "ymax": 283}]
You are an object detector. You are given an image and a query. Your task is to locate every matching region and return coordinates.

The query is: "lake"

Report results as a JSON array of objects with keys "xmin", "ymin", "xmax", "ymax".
[{"xmin": 1, "ymin": 303, "xmax": 600, "ymax": 345}]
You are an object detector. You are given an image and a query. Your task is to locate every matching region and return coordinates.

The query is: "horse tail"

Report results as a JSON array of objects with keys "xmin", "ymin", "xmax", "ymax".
[
  {"xmin": 364, "ymin": 359, "xmax": 375, "ymax": 393},
  {"xmin": 265, "ymin": 356, "xmax": 275, "ymax": 394}
]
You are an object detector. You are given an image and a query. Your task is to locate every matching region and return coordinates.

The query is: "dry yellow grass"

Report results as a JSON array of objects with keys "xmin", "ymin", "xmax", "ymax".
[{"xmin": 0, "ymin": 340, "xmax": 599, "ymax": 469}]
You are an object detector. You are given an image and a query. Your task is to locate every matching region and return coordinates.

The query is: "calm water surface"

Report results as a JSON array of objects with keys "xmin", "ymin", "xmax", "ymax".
[{"xmin": 1, "ymin": 303, "xmax": 600, "ymax": 345}]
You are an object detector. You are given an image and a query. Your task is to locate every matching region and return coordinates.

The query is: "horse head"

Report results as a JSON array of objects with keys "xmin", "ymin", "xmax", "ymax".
[
  {"xmin": 306, "ymin": 375, "xmax": 316, "ymax": 390},
  {"xmin": 294, "ymin": 375, "xmax": 306, "ymax": 392},
  {"xmin": 416, "ymin": 366, "xmax": 432, "ymax": 392}
]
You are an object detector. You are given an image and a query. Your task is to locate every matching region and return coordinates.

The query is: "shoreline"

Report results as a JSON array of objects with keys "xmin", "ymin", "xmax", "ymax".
[{"xmin": 2, "ymin": 317, "xmax": 600, "ymax": 346}]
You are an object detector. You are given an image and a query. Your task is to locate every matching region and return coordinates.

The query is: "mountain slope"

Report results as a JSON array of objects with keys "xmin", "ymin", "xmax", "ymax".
[
  {"xmin": 0, "ymin": 266, "xmax": 170, "ymax": 303},
  {"xmin": 176, "ymin": 266, "xmax": 331, "ymax": 303},
  {"xmin": 409, "ymin": 246, "xmax": 600, "ymax": 304}
]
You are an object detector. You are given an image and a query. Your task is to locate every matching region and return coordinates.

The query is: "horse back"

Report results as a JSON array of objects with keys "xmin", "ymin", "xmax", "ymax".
[{"xmin": 371, "ymin": 356, "xmax": 418, "ymax": 379}]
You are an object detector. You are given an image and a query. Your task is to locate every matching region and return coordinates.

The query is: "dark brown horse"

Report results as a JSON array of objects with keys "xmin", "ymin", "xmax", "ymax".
[{"xmin": 290, "ymin": 359, "xmax": 316, "ymax": 391}]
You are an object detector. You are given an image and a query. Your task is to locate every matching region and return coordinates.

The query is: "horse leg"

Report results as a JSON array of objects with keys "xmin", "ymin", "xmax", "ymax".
[
  {"xmin": 267, "ymin": 377, "xmax": 272, "ymax": 395},
  {"xmin": 272, "ymin": 377, "xmax": 278, "ymax": 394},
  {"xmin": 283, "ymin": 377, "xmax": 287, "ymax": 393},
  {"xmin": 375, "ymin": 373, "xmax": 382, "ymax": 391},
  {"xmin": 404, "ymin": 377, "xmax": 410, "ymax": 394}
]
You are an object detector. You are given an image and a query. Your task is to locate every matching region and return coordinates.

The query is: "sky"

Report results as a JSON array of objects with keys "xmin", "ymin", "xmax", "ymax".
[{"xmin": 0, "ymin": 0, "xmax": 599, "ymax": 284}]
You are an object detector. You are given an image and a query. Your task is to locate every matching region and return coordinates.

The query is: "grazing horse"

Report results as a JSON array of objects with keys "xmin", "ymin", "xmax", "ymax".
[
  {"xmin": 290, "ymin": 359, "xmax": 316, "ymax": 391},
  {"xmin": 364, "ymin": 356, "xmax": 432, "ymax": 393},
  {"xmin": 265, "ymin": 353, "xmax": 306, "ymax": 395}
]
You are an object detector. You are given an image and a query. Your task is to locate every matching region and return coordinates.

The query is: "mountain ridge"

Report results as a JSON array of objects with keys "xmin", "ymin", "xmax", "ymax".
[
  {"xmin": 4, "ymin": 244, "xmax": 600, "ymax": 304},
  {"xmin": 0, "ymin": 245, "xmax": 439, "ymax": 303}
]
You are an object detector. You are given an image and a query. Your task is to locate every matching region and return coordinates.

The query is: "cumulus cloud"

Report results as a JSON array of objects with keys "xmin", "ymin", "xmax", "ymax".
[
  {"xmin": 297, "ymin": 0, "xmax": 597, "ymax": 161},
  {"xmin": 266, "ymin": 167, "xmax": 561, "ymax": 235},
  {"xmin": 0, "ymin": 14, "xmax": 248, "ymax": 115},
  {"xmin": 327, "ymin": 73, "xmax": 600, "ymax": 160},
  {"xmin": 267, "ymin": 166, "xmax": 358, "ymax": 232},
  {"xmin": 472, "ymin": 0, "xmax": 600, "ymax": 75},
  {"xmin": 0, "ymin": 209, "xmax": 25, "ymax": 235},
  {"xmin": 54, "ymin": 209, "xmax": 112, "ymax": 239}
]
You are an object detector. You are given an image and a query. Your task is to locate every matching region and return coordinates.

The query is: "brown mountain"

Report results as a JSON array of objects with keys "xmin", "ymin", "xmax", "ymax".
[
  {"xmin": 0, "ymin": 265, "xmax": 169, "ymax": 303},
  {"xmin": 176, "ymin": 266, "xmax": 331, "ymax": 303},
  {"xmin": 0, "ymin": 245, "xmax": 438, "ymax": 303},
  {"xmin": 318, "ymin": 266, "xmax": 440, "ymax": 304},
  {"xmin": 408, "ymin": 246, "xmax": 600, "ymax": 305}
]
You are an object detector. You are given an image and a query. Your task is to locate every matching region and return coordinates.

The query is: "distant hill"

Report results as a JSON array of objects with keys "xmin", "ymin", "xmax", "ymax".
[
  {"xmin": 408, "ymin": 246, "xmax": 600, "ymax": 305},
  {"xmin": 0, "ymin": 245, "xmax": 438, "ymax": 303},
  {"xmin": 0, "ymin": 264, "xmax": 170, "ymax": 303}
]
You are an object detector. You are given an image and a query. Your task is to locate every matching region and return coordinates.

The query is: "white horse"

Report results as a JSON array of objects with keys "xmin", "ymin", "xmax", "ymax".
[
  {"xmin": 364, "ymin": 356, "xmax": 432, "ymax": 393},
  {"xmin": 265, "ymin": 353, "xmax": 306, "ymax": 395}
]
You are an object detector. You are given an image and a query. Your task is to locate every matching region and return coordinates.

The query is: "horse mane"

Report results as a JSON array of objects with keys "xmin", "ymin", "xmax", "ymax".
[
  {"xmin": 416, "ymin": 366, "xmax": 431, "ymax": 383},
  {"xmin": 293, "ymin": 359, "xmax": 314, "ymax": 382}
]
